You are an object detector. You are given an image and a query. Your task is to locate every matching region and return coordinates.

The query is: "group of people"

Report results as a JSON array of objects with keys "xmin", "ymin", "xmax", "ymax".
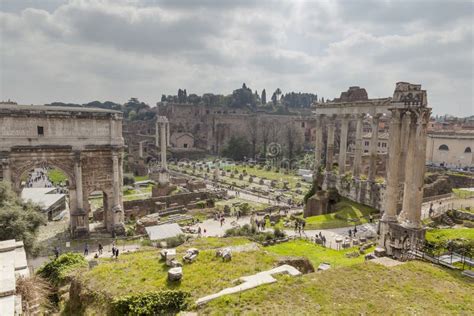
[
  {"xmin": 26, "ymin": 169, "xmax": 53, "ymax": 188},
  {"xmin": 294, "ymin": 220, "xmax": 306, "ymax": 234},
  {"xmin": 316, "ymin": 232, "xmax": 327, "ymax": 246},
  {"xmin": 254, "ymin": 218, "xmax": 266, "ymax": 231},
  {"xmin": 348, "ymin": 226, "xmax": 358, "ymax": 238}
]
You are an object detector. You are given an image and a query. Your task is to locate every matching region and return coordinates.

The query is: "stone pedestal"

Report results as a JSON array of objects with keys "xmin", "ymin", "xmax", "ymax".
[
  {"xmin": 380, "ymin": 222, "xmax": 425, "ymax": 260},
  {"xmin": 304, "ymin": 191, "xmax": 329, "ymax": 217}
]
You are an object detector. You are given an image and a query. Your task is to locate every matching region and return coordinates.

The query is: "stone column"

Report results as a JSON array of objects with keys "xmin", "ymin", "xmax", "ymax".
[
  {"xmin": 325, "ymin": 116, "xmax": 335, "ymax": 171},
  {"xmin": 138, "ymin": 141, "xmax": 144, "ymax": 158},
  {"xmin": 112, "ymin": 152, "xmax": 122, "ymax": 212},
  {"xmin": 368, "ymin": 114, "xmax": 381, "ymax": 182},
  {"xmin": 314, "ymin": 115, "xmax": 324, "ymax": 172},
  {"xmin": 398, "ymin": 114, "xmax": 410, "ymax": 182},
  {"xmin": 352, "ymin": 114, "xmax": 364, "ymax": 178},
  {"xmin": 160, "ymin": 120, "xmax": 168, "ymax": 170},
  {"xmin": 338, "ymin": 115, "xmax": 350, "ymax": 175},
  {"xmin": 166, "ymin": 122, "xmax": 170, "ymax": 147},
  {"xmin": 155, "ymin": 119, "xmax": 159, "ymax": 147},
  {"xmin": 413, "ymin": 109, "xmax": 429, "ymax": 219},
  {"xmin": 398, "ymin": 111, "xmax": 420, "ymax": 228},
  {"xmin": 74, "ymin": 155, "xmax": 84, "ymax": 212},
  {"xmin": 1, "ymin": 158, "xmax": 11, "ymax": 183},
  {"xmin": 382, "ymin": 109, "xmax": 403, "ymax": 222}
]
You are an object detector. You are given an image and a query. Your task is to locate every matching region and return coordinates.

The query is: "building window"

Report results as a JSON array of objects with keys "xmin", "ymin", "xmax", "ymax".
[
  {"xmin": 382, "ymin": 143, "xmax": 387, "ymax": 148},
  {"xmin": 301, "ymin": 122, "xmax": 305, "ymax": 128},
  {"xmin": 183, "ymin": 143, "xmax": 188, "ymax": 148},
  {"xmin": 465, "ymin": 147, "xmax": 472, "ymax": 153},
  {"xmin": 37, "ymin": 126, "xmax": 44, "ymax": 136},
  {"xmin": 438, "ymin": 144, "xmax": 449, "ymax": 151},
  {"xmin": 364, "ymin": 141, "xmax": 369, "ymax": 146}
]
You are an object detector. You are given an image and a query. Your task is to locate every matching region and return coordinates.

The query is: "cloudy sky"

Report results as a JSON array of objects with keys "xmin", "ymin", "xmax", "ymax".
[{"xmin": 1, "ymin": 0, "xmax": 472, "ymax": 116}]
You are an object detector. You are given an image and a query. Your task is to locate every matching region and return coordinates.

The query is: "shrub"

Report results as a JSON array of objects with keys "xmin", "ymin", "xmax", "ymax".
[
  {"xmin": 123, "ymin": 175, "xmax": 135, "ymax": 186},
  {"xmin": 112, "ymin": 290, "xmax": 190, "ymax": 316},
  {"xmin": 37, "ymin": 253, "xmax": 87, "ymax": 286},
  {"xmin": 162, "ymin": 234, "xmax": 187, "ymax": 248},
  {"xmin": 303, "ymin": 181, "xmax": 317, "ymax": 204}
]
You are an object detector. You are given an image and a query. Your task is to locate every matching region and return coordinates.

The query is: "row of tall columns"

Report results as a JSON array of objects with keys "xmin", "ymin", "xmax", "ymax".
[
  {"xmin": 352, "ymin": 114, "xmax": 364, "ymax": 178},
  {"xmin": 325, "ymin": 117, "xmax": 336, "ymax": 171},
  {"xmin": 338, "ymin": 115, "xmax": 350, "ymax": 175},
  {"xmin": 314, "ymin": 113, "xmax": 379, "ymax": 179},
  {"xmin": 383, "ymin": 107, "xmax": 431, "ymax": 228},
  {"xmin": 368, "ymin": 114, "xmax": 381, "ymax": 181},
  {"xmin": 314, "ymin": 116, "xmax": 324, "ymax": 172}
]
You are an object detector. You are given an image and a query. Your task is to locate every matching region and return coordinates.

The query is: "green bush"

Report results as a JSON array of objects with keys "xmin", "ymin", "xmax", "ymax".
[
  {"xmin": 37, "ymin": 252, "xmax": 87, "ymax": 286},
  {"xmin": 303, "ymin": 181, "xmax": 317, "ymax": 204},
  {"xmin": 112, "ymin": 290, "xmax": 190, "ymax": 315},
  {"xmin": 162, "ymin": 234, "xmax": 187, "ymax": 248}
]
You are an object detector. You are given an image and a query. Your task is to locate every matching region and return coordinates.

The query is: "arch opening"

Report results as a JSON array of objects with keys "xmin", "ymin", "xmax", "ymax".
[{"xmin": 438, "ymin": 144, "xmax": 449, "ymax": 151}]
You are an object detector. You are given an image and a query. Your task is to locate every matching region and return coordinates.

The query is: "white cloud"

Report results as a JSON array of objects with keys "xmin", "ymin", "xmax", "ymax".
[{"xmin": 0, "ymin": 0, "xmax": 472, "ymax": 116}]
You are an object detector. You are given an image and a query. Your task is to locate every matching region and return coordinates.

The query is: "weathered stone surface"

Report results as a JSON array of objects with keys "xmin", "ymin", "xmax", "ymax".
[
  {"xmin": 168, "ymin": 267, "xmax": 183, "ymax": 281},
  {"xmin": 0, "ymin": 104, "xmax": 125, "ymax": 238}
]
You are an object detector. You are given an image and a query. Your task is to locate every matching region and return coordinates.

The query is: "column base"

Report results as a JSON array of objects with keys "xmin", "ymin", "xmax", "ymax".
[{"xmin": 379, "ymin": 221, "xmax": 425, "ymax": 260}]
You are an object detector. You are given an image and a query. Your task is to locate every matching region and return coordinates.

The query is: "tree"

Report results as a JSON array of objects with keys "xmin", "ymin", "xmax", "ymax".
[
  {"xmin": 261, "ymin": 89, "xmax": 267, "ymax": 105},
  {"xmin": 0, "ymin": 182, "xmax": 46, "ymax": 251},
  {"xmin": 271, "ymin": 92, "xmax": 277, "ymax": 105},
  {"xmin": 285, "ymin": 122, "xmax": 303, "ymax": 160},
  {"xmin": 161, "ymin": 95, "xmax": 166, "ymax": 102},
  {"xmin": 221, "ymin": 136, "xmax": 251, "ymax": 161},
  {"xmin": 260, "ymin": 119, "xmax": 271, "ymax": 157},
  {"xmin": 246, "ymin": 116, "xmax": 259, "ymax": 158}
]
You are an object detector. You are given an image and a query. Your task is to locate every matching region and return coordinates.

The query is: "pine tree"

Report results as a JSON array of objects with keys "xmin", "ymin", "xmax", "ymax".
[{"xmin": 261, "ymin": 89, "xmax": 267, "ymax": 104}]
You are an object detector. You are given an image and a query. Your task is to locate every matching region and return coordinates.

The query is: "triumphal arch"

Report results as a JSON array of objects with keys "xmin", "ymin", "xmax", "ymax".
[{"xmin": 0, "ymin": 104, "xmax": 125, "ymax": 237}]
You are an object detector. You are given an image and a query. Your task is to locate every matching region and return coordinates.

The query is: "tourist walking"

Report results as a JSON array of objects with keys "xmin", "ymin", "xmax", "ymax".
[
  {"xmin": 98, "ymin": 243, "xmax": 103, "ymax": 255},
  {"xmin": 54, "ymin": 246, "xmax": 60, "ymax": 259},
  {"xmin": 84, "ymin": 243, "xmax": 89, "ymax": 256}
]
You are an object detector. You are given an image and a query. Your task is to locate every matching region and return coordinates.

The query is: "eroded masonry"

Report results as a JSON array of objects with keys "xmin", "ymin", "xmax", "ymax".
[{"xmin": 0, "ymin": 104, "xmax": 126, "ymax": 237}]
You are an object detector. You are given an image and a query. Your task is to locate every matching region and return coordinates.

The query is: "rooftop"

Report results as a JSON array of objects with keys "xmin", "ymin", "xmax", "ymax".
[{"xmin": 0, "ymin": 103, "xmax": 122, "ymax": 114}]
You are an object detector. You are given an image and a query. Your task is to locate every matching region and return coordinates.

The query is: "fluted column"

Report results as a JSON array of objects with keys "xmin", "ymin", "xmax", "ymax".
[
  {"xmin": 368, "ymin": 114, "xmax": 381, "ymax": 181},
  {"xmin": 398, "ymin": 112, "xmax": 419, "ymax": 228},
  {"xmin": 74, "ymin": 154, "xmax": 84, "ymax": 212},
  {"xmin": 166, "ymin": 122, "xmax": 170, "ymax": 147},
  {"xmin": 338, "ymin": 115, "xmax": 350, "ymax": 175},
  {"xmin": 414, "ymin": 108, "xmax": 431, "ymax": 210},
  {"xmin": 112, "ymin": 152, "xmax": 122, "ymax": 211},
  {"xmin": 382, "ymin": 109, "xmax": 403, "ymax": 222},
  {"xmin": 314, "ymin": 115, "xmax": 324, "ymax": 171},
  {"xmin": 398, "ymin": 114, "xmax": 410, "ymax": 182},
  {"xmin": 160, "ymin": 120, "xmax": 168, "ymax": 170},
  {"xmin": 155, "ymin": 120, "xmax": 159, "ymax": 147},
  {"xmin": 325, "ymin": 116, "xmax": 335, "ymax": 171},
  {"xmin": 138, "ymin": 141, "xmax": 144, "ymax": 158},
  {"xmin": 352, "ymin": 114, "xmax": 364, "ymax": 178}
]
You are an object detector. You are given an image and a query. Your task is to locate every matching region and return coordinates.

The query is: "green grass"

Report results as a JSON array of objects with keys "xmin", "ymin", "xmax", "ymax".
[
  {"xmin": 134, "ymin": 175, "xmax": 150, "ymax": 182},
  {"xmin": 215, "ymin": 197, "xmax": 270, "ymax": 212},
  {"xmin": 266, "ymin": 239, "xmax": 372, "ymax": 268},
  {"xmin": 78, "ymin": 237, "xmax": 275, "ymax": 300},
  {"xmin": 426, "ymin": 228, "xmax": 474, "ymax": 243},
  {"xmin": 47, "ymin": 168, "xmax": 68, "ymax": 185},
  {"xmin": 453, "ymin": 188, "xmax": 474, "ymax": 199},
  {"xmin": 200, "ymin": 261, "xmax": 473, "ymax": 315},
  {"xmin": 302, "ymin": 198, "xmax": 378, "ymax": 229}
]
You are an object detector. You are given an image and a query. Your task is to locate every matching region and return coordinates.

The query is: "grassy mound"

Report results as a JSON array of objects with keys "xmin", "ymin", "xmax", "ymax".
[
  {"xmin": 200, "ymin": 261, "xmax": 474, "ymax": 315},
  {"xmin": 426, "ymin": 228, "xmax": 474, "ymax": 243},
  {"xmin": 301, "ymin": 198, "xmax": 378, "ymax": 229}
]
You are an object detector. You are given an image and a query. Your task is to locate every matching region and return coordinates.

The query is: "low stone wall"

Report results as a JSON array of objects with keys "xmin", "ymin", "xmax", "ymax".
[
  {"xmin": 123, "ymin": 191, "xmax": 221, "ymax": 216},
  {"xmin": 328, "ymin": 173, "xmax": 385, "ymax": 211}
]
